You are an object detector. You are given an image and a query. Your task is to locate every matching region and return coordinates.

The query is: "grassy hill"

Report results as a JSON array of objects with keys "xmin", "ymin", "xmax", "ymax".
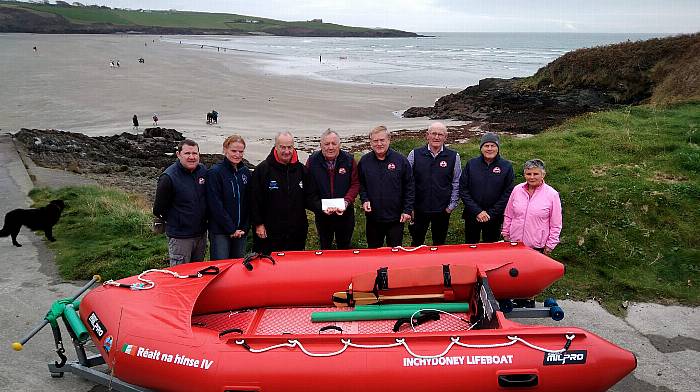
[
  {"xmin": 0, "ymin": 1, "xmax": 417, "ymax": 36},
  {"xmin": 522, "ymin": 33, "xmax": 700, "ymax": 105},
  {"xmin": 30, "ymin": 102, "xmax": 699, "ymax": 313}
]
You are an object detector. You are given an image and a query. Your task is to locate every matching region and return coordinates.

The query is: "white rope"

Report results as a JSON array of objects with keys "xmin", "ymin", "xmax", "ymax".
[
  {"xmin": 344, "ymin": 338, "xmax": 404, "ymax": 349},
  {"xmin": 102, "ymin": 269, "xmax": 201, "ymax": 290},
  {"xmin": 392, "ymin": 245, "xmax": 427, "ymax": 252},
  {"xmin": 506, "ymin": 334, "xmax": 577, "ymax": 354},
  {"xmin": 408, "ymin": 309, "xmax": 471, "ymax": 332},
  {"xmin": 234, "ymin": 334, "xmax": 576, "ymax": 358}
]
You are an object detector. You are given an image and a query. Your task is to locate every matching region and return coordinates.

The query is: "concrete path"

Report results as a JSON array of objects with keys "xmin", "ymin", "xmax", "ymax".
[
  {"xmin": 0, "ymin": 134, "xmax": 97, "ymax": 391},
  {"xmin": 0, "ymin": 133, "xmax": 697, "ymax": 391},
  {"xmin": 520, "ymin": 300, "xmax": 699, "ymax": 392}
]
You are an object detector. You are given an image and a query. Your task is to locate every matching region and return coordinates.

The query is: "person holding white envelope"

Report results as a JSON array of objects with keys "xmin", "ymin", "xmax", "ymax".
[{"xmin": 306, "ymin": 129, "xmax": 360, "ymax": 249}]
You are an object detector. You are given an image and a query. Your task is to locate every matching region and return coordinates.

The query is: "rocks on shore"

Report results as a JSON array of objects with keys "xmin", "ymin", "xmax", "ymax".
[
  {"xmin": 13, "ymin": 128, "xmax": 231, "ymax": 201},
  {"xmin": 404, "ymin": 78, "xmax": 615, "ymax": 134},
  {"xmin": 405, "ymin": 33, "xmax": 700, "ymax": 133}
]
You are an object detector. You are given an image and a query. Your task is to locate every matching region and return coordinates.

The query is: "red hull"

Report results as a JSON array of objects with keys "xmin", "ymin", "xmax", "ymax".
[{"xmin": 79, "ymin": 243, "xmax": 635, "ymax": 391}]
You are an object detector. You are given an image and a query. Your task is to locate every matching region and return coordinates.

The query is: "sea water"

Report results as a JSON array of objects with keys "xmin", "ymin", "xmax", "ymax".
[{"xmin": 166, "ymin": 32, "xmax": 666, "ymax": 88}]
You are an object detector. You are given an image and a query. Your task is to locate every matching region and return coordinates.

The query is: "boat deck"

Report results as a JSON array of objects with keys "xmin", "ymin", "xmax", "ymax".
[{"xmin": 193, "ymin": 307, "xmax": 472, "ymax": 336}]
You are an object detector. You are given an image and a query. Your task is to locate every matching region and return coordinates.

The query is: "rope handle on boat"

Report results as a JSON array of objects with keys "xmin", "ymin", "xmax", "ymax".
[
  {"xmin": 234, "ymin": 334, "xmax": 576, "ymax": 359},
  {"xmin": 392, "ymin": 245, "xmax": 427, "ymax": 252},
  {"xmin": 103, "ymin": 266, "xmax": 220, "ymax": 290},
  {"xmin": 319, "ymin": 325, "xmax": 344, "ymax": 334}
]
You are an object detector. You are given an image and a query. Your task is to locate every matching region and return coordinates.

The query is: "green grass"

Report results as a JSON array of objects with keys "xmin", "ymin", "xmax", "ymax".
[
  {"xmin": 389, "ymin": 102, "xmax": 700, "ymax": 313},
  {"xmin": 5, "ymin": 2, "xmax": 405, "ymax": 34},
  {"xmin": 30, "ymin": 102, "xmax": 699, "ymax": 313},
  {"xmin": 29, "ymin": 186, "xmax": 168, "ymax": 280}
]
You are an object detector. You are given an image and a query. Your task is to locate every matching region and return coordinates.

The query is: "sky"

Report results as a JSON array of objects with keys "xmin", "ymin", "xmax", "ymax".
[{"xmin": 63, "ymin": 1, "xmax": 699, "ymax": 33}]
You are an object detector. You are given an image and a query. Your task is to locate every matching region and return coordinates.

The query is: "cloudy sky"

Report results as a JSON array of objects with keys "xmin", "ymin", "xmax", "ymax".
[{"xmin": 78, "ymin": 1, "xmax": 698, "ymax": 33}]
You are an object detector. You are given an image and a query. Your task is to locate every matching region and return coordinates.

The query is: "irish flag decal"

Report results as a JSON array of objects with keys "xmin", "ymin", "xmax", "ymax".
[{"xmin": 122, "ymin": 344, "xmax": 138, "ymax": 355}]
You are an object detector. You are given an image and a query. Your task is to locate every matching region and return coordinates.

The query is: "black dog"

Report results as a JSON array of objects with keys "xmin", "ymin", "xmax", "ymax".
[{"xmin": 0, "ymin": 199, "xmax": 65, "ymax": 247}]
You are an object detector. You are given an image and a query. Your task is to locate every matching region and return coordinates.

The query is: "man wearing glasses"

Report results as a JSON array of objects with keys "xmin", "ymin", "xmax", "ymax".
[{"xmin": 407, "ymin": 122, "xmax": 461, "ymax": 246}]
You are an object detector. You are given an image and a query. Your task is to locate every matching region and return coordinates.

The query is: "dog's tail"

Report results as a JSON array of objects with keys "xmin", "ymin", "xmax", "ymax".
[{"xmin": 0, "ymin": 227, "xmax": 8, "ymax": 237}]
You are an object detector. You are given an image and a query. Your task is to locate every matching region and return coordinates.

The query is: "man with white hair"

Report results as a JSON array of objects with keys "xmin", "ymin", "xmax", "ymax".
[
  {"xmin": 358, "ymin": 126, "xmax": 414, "ymax": 248},
  {"xmin": 250, "ymin": 131, "xmax": 318, "ymax": 254},
  {"xmin": 407, "ymin": 122, "xmax": 461, "ymax": 246},
  {"xmin": 306, "ymin": 129, "xmax": 360, "ymax": 250}
]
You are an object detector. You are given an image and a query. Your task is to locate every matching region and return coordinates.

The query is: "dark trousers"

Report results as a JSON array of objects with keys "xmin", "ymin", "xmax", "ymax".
[
  {"xmin": 254, "ymin": 228, "xmax": 307, "ymax": 255},
  {"xmin": 410, "ymin": 211, "xmax": 451, "ymax": 246},
  {"xmin": 464, "ymin": 215, "xmax": 503, "ymax": 244},
  {"xmin": 366, "ymin": 218, "xmax": 404, "ymax": 248},
  {"xmin": 315, "ymin": 211, "xmax": 355, "ymax": 250}
]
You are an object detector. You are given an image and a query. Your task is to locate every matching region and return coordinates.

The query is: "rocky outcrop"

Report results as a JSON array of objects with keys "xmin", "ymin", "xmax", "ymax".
[
  {"xmin": 12, "ymin": 128, "xmax": 251, "ymax": 201},
  {"xmin": 404, "ymin": 78, "xmax": 615, "ymax": 134},
  {"xmin": 405, "ymin": 33, "xmax": 700, "ymax": 133}
]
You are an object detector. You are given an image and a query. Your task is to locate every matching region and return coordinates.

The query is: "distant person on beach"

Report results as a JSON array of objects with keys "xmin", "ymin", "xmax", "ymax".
[
  {"xmin": 250, "ymin": 132, "xmax": 318, "ymax": 254},
  {"xmin": 358, "ymin": 125, "xmax": 414, "ymax": 248},
  {"xmin": 33, "ymin": 46, "xmax": 37, "ymax": 53},
  {"xmin": 153, "ymin": 139, "xmax": 208, "ymax": 266},
  {"xmin": 306, "ymin": 129, "xmax": 360, "ymax": 250},
  {"xmin": 502, "ymin": 159, "xmax": 562, "ymax": 255},
  {"xmin": 116, "ymin": 60, "xmax": 120, "ymax": 68},
  {"xmin": 132, "ymin": 114, "xmax": 139, "ymax": 130},
  {"xmin": 211, "ymin": 110, "xmax": 218, "ymax": 124},
  {"xmin": 207, "ymin": 135, "xmax": 251, "ymax": 259},
  {"xmin": 152, "ymin": 113, "xmax": 159, "ymax": 126},
  {"xmin": 459, "ymin": 132, "xmax": 514, "ymax": 243},
  {"xmin": 407, "ymin": 122, "xmax": 461, "ymax": 246}
]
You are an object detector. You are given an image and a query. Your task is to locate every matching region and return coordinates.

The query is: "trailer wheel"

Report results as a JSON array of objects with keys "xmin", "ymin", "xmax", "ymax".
[{"xmin": 50, "ymin": 372, "xmax": 64, "ymax": 378}]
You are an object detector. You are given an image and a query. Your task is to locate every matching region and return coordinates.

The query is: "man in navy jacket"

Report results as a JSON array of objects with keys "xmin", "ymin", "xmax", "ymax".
[
  {"xmin": 358, "ymin": 126, "xmax": 414, "ymax": 248},
  {"xmin": 407, "ymin": 122, "xmax": 461, "ymax": 246},
  {"xmin": 307, "ymin": 129, "xmax": 360, "ymax": 250},
  {"xmin": 153, "ymin": 139, "xmax": 208, "ymax": 266},
  {"xmin": 459, "ymin": 132, "xmax": 514, "ymax": 243}
]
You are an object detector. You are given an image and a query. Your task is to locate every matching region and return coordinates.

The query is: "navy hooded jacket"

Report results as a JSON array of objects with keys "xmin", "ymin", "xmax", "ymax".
[
  {"xmin": 459, "ymin": 154, "xmax": 514, "ymax": 219},
  {"xmin": 206, "ymin": 158, "xmax": 251, "ymax": 235}
]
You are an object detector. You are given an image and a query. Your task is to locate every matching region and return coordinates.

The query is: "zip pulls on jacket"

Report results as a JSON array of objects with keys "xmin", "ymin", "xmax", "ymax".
[{"xmin": 230, "ymin": 176, "xmax": 241, "ymax": 229}]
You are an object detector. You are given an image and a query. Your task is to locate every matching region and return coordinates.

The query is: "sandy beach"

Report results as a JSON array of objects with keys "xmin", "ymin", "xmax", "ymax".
[{"xmin": 0, "ymin": 34, "xmax": 462, "ymax": 162}]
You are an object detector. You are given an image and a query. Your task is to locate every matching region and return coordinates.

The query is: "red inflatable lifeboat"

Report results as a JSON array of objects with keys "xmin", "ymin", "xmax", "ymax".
[{"xmin": 71, "ymin": 242, "xmax": 634, "ymax": 392}]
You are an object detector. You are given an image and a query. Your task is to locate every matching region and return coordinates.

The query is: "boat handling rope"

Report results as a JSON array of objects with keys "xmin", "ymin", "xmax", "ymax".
[
  {"xmin": 235, "ymin": 334, "xmax": 576, "ymax": 359},
  {"xmin": 393, "ymin": 245, "xmax": 428, "ymax": 252},
  {"xmin": 102, "ymin": 266, "xmax": 219, "ymax": 290}
]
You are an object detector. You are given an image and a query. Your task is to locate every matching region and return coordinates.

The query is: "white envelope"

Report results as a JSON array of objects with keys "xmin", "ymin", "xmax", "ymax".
[{"xmin": 322, "ymin": 198, "xmax": 346, "ymax": 211}]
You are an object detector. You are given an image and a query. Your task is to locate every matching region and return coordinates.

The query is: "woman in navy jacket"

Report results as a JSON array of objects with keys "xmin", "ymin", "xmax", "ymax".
[{"xmin": 207, "ymin": 135, "xmax": 251, "ymax": 259}]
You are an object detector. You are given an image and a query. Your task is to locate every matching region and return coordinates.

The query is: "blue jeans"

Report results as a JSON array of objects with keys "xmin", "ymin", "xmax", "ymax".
[{"xmin": 209, "ymin": 233, "xmax": 247, "ymax": 260}]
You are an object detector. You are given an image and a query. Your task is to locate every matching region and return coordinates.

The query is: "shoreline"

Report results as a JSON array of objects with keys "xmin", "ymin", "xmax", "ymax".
[{"xmin": 0, "ymin": 33, "xmax": 465, "ymax": 163}]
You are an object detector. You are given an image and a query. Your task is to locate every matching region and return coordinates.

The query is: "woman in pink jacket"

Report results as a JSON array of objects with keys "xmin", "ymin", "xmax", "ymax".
[{"xmin": 502, "ymin": 159, "xmax": 562, "ymax": 255}]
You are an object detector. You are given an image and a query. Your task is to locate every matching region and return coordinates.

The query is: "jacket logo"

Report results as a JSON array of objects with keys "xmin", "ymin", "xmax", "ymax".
[
  {"xmin": 439, "ymin": 160, "xmax": 447, "ymax": 168},
  {"xmin": 198, "ymin": 177, "xmax": 206, "ymax": 184},
  {"xmin": 269, "ymin": 180, "xmax": 279, "ymax": 190},
  {"xmin": 241, "ymin": 175, "xmax": 248, "ymax": 184},
  {"xmin": 387, "ymin": 163, "xmax": 396, "ymax": 170},
  {"xmin": 338, "ymin": 167, "xmax": 347, "ymax": 175},
  {"xmin": 492, "ymin": 167, "xmax": 501, "ymax": 174}
]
